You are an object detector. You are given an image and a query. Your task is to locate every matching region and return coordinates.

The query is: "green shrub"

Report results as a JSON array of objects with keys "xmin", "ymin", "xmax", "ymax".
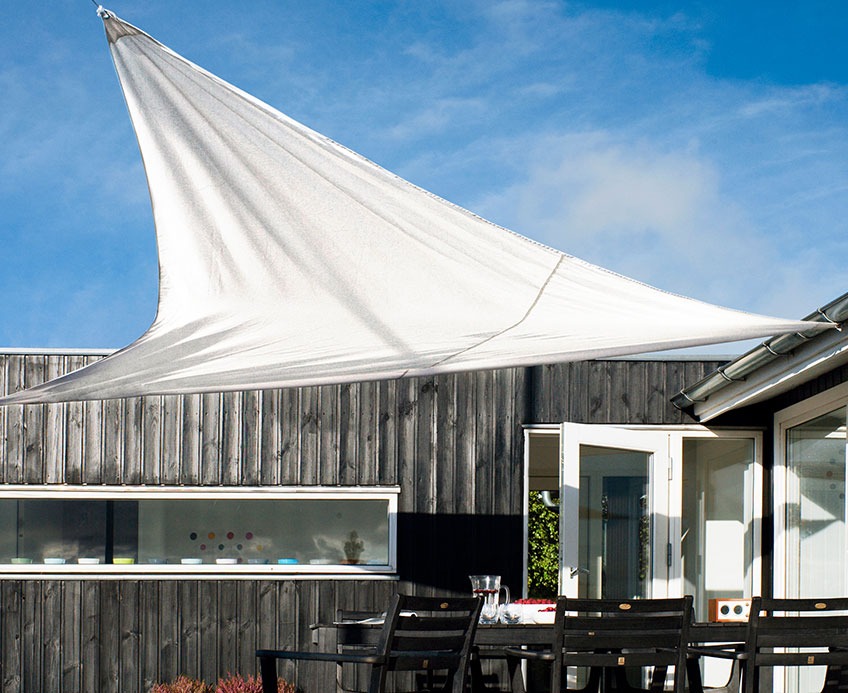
[{"xmin": 527, "ymin": 491, "xmax": 559, "ymax": 600}]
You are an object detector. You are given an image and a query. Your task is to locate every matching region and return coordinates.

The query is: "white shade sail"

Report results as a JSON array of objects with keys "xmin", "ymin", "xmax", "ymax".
[{"xmin": 0, "ymin": 12, "xmax": 829, "ymax": 405}]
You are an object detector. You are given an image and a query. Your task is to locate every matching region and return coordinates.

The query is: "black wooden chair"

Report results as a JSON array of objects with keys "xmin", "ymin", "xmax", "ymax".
[
  {"xmin": 692, "ymin": 597, "xmax": 848, "ymax": 693},
  {"xmin": 257, "ymin": 594, "xmax": 482, "ymax": 693},
  {"xmin": 504, "ymin": 596, "xmax": 693, "ymax": 693},
  {"xmin": 334, "ymin": 608, "xmax": 388, "ymax": 693}
]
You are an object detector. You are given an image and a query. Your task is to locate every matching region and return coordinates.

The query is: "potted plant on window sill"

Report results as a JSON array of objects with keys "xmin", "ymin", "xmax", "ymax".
[{"xmin": 342, "ymin": 531, "xmax": 364, "ymax": 564}]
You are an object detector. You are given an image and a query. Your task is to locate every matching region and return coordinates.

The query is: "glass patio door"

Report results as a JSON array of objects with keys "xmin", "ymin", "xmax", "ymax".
[
  {"xmin": 559, "ymin": 424, "xmax": 670, "ymax": 599},
  {"xmin": 553, "ymin": 424, "xmax": 760, "ymax": 690}
]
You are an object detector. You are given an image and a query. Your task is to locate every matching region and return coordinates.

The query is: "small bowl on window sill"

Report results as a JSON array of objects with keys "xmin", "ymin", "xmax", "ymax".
[
  {"xmin": 78, "ymin": 558, "xmax": 101, "ymax": 565},
  {"xmin": 44, "ymin": 557, "xmax": 66, "ymax": 565}
]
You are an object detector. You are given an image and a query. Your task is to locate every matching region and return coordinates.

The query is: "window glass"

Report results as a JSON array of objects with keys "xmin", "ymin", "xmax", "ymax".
[
  {"xmin": 786, "ymin": 406, "xmax": 847, "ymax": 597},
  {"xmin": 682, "ymin": 438, "xmax": 754, "ymax": 621},
  {"xmin": 0, "ymin": 493, "xmax": 393, "ymax": 569}
]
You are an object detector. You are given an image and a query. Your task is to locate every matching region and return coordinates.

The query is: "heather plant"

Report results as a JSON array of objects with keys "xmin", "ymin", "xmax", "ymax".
[
  {"xmin": 150, "ymin": 675, "xmax": 210, "ymax": 693},
  {"xmin": 216, "ymin": 673, "xmax": 297, "ymax": 693},
  {"xmin": 151, "ymin": 674, "xmax": 297, "ymax": 693}
]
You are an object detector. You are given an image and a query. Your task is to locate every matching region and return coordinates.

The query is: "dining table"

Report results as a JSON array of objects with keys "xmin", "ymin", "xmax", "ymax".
[{"xmin": 311, "ymin": 618, "xmax": 748, "ymax": 693}]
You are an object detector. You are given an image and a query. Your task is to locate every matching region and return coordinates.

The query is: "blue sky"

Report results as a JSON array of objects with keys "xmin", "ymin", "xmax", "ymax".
[{"xmin": 1, "ymin": 0, "xmax": 846, "ymax": 351}]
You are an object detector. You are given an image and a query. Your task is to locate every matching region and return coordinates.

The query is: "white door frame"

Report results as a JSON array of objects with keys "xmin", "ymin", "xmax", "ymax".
[{"xmin": 523, "ymin": 424, "xmax": 763, "ymax": 601}]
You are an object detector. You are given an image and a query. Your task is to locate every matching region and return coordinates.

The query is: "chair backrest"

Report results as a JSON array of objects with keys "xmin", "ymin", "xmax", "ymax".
[
  {"xmin": 550, "ymin": 596, "xmax": 693, "ymax": 693},
  {"xmin": 743, "ymin": 597, "xmax": 848, "ymax": 693},
  {"xmin": 368, "ymin": 594, "xmax": 482, "ymax": 693}
]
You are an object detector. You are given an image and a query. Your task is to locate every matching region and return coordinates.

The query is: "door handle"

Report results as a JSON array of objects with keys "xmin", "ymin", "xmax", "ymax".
[{"xmin": 569, "ymin": 566, "xmax": 589, "ymax": 578}]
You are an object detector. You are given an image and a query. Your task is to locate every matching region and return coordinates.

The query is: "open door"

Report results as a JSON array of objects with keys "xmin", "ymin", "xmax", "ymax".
[{"xmin": 560, "ymin": 424, "xmax": 671, "ymax": 599}]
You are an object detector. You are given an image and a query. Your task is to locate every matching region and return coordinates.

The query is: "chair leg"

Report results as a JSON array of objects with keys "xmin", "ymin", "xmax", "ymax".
[{"xmin": 259, "ymin": 656, "xmax": 278, "ymax": 693}]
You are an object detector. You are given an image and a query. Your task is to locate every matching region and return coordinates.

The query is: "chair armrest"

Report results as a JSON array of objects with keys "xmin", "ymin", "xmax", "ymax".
[
  {"xmin": 503, "ymin": 647, "xmax": 556, "ymax": 662},
  {"xmin": 256, "ymin": 649, "xmax": 386, "ymax": 665}
]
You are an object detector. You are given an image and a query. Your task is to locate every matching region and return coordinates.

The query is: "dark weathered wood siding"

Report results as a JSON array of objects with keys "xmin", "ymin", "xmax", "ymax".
[{"xmin": 0, "ymin": 353, "xmax": 720, "ymax": 692}]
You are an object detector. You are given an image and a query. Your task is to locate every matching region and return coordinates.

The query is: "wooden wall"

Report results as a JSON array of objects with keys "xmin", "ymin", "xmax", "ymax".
[{"xmin": 0, "ymin": 353, "xmax": 720, "ymax": 692}]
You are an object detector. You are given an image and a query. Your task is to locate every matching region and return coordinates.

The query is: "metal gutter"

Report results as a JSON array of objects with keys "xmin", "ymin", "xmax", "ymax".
[{"xmin": 671, "ymin": 292, "xmax": 848, "ymax": 412}]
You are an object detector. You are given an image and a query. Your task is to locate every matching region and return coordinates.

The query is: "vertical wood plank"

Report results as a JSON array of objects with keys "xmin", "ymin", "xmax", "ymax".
[
  {"xmin": 119, "ymin": 581, "xmax": 141, "ymax": 693},
  {"xmin": 299, "ymin": 387, "xmax": 319, "ymax": 485},
  {"xmin": 181, "ymin": 394, "xmax": 201, "ymax": 485},
  {"xmin": 1, "ymin": 582, "xmax": 22, "ymax": 693},
  {"xmin": 359, "ymin": 381, "xmax": 378, "ymax": 485},
  {"xmin": 278, "ymin": 388, "xmax": 300, "ymax": 485},
  {"xmin": 99, "ymin": 580, "xmax": 121, "ymax": 692},
  {"xmin": 378, "ymin": 380, "xmax": 398, "ymax": 485},
  {"xmin": 82, "ymin": 361, "xmax": 104, "ymax": 483},
  {"xmin": 81, "ymin": 581, "xmax": 100, "ymax": 693},
  {"xmin": 587, "ymin": 359, "xmax": 610, "ymax": 422},
  {"xmin": 435, "ymin": 374, "xmax": 457, "ymax": 515},
  {"xmin": 178, "ymin": 581, "xmax": 199, "ymax": 680},
  {"xmin": 256, "ymin": 581, "xmax": 277, "ymax": 671},
  {"xmin": 21, "ymin": 581, "xmax": 40, "ymax": 693},
  {"xmin": 218, "ymin": 581, "xmax": 239, "ymax": 677},
  {"xmin": 161, "ymin": 395, "xmax": 182, "ymax": 485},
  {"xmin": 62, "ymin": 580, "xmax": 82, "ymax": 693},
  {"xmin": 23, "ymin": 356, "xmax": 45, "ymax": 484},
  {"xmin": 142, "ymin": 396, "xmax": 163, "ymax": 484},
  {"xmin": 338, "ymin": 383, "xmax": 358, "ymax": 485},
  {"xmin": 4, "ymin": 356, "xmax": 26, "ymax": 484},
  {"xmin": 64, "ymin": 355, "xmax": 86, "ymax": 485},
  {"xmin": 396, "ymin": 378, "xmax": 417, "ymax": 515},
  {"xmin": 259, "ymin": 390, "xmax": 280, "ymax": 486},
  {"xmin": 102, "ymin": 396, "xmax": 123, "ymax": 485},
  {"xmin": 318, "ymin": 385, "xmax": 339, "ymax": 485},
  {"xmin": 625, "ymin": 360, "xmax": 649, "ymax": 424},
  {"xmin": 236, "ymin": 581, "xmax": 258, "ymax": 676},
  {"xmin": 43, "ymin": 357, "xmax": 66, "ymax": 484},
  {"xmin": 607, "ymin": 360, "xmax": 631, "ymax": 423},
  {"xmin": 158, "ymin": 582, "xmax": 179, "ymax": 683},
  {"xmin": 0, "ymin": 358, "xmax": 6, "ymax": 486},
  {"xmin": 221, "ymin": 392, "xmax": 242, "ymax": 486},
  {"xmin": 42, "ymin": 581, "xmax": 63, "ymax": 693},
  {"xmin": 478, "ymin": 371, "xmax": 499, "ymax": 513},
  {"xmin": 123, "ymin": 397, "xmax": 144, "ymax": 485},
  {"xmin": 644, "ymin": 360, "xmax": 667, "ymax": 423},
  {"xmin": 198, "ymin": 581, "xmax": 218, "ymax": 684},
  {"xmin": 274, "ymin": 581, "xmax": 299, "ymax": 684},
  {"xmin": 201, "ymin": 393, "xmax": 222, "ymax": 485},
  {"xmin": 416, "ymin": 378, "xmax": 437, "ymax": 514},
  {"xmin": 139, "ymin": 581, "xmax": 160, "ymax": 692},
  {"xmin": 241, "ymin": 390, "xmax": 261, "ymax": 486}
]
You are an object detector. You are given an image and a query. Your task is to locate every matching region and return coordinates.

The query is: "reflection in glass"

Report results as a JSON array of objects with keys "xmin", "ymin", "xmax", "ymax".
[
  {"xmin": 785, "ymin": 405, "xmax": 847, "ymax": 693},
  {"xmin": 0, "ymin": 497, "xmax": 391, "ymax": 567},
  {"xmin": 579, "ymin": 445, "xmax": 650, "ymax": 600},
  {"xmin": 682, "ymin": 438, "xmax": 754, "ymax": 622},
  {"xmin": 786, "ymin": 406, "xmax": 847, "ymax": 597}
]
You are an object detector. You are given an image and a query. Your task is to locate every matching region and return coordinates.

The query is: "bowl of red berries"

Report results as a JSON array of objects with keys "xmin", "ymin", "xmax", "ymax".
[{"xmin": 514, "ymin": 598, "xmax": 557, "ymax": 624}]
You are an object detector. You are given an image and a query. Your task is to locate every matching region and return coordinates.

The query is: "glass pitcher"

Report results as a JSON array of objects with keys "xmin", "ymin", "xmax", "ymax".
[{"xmin": 469, "ymin": 575, "xmax": 510, "ymax": 623}]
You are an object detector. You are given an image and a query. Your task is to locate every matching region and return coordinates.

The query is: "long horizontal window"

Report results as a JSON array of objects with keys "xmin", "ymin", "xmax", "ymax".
[{"xmin": 0, "ymin": 486, "xmax": 398, "ymax": 577}]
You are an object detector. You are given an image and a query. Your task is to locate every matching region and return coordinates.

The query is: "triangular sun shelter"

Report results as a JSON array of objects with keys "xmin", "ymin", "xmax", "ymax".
[{"xmin": 0, "ymin": 10, "xmax": 831, "ymax": 405}]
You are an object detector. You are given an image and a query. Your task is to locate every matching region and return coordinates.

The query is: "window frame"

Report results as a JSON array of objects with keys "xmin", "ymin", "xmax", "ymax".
[
  {"xmin": 0, "ymin": 484, "xmax": 399, "ymax": 580},
  {"xmin": 774, "ymin": 380, "xmax": 848, "ymax": 600}
]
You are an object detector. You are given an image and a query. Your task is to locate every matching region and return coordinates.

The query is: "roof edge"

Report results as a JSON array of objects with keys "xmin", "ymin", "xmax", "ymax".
[{"xmin": 672, "ymin": 292, "xmax": 848, "ymax": 416}]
